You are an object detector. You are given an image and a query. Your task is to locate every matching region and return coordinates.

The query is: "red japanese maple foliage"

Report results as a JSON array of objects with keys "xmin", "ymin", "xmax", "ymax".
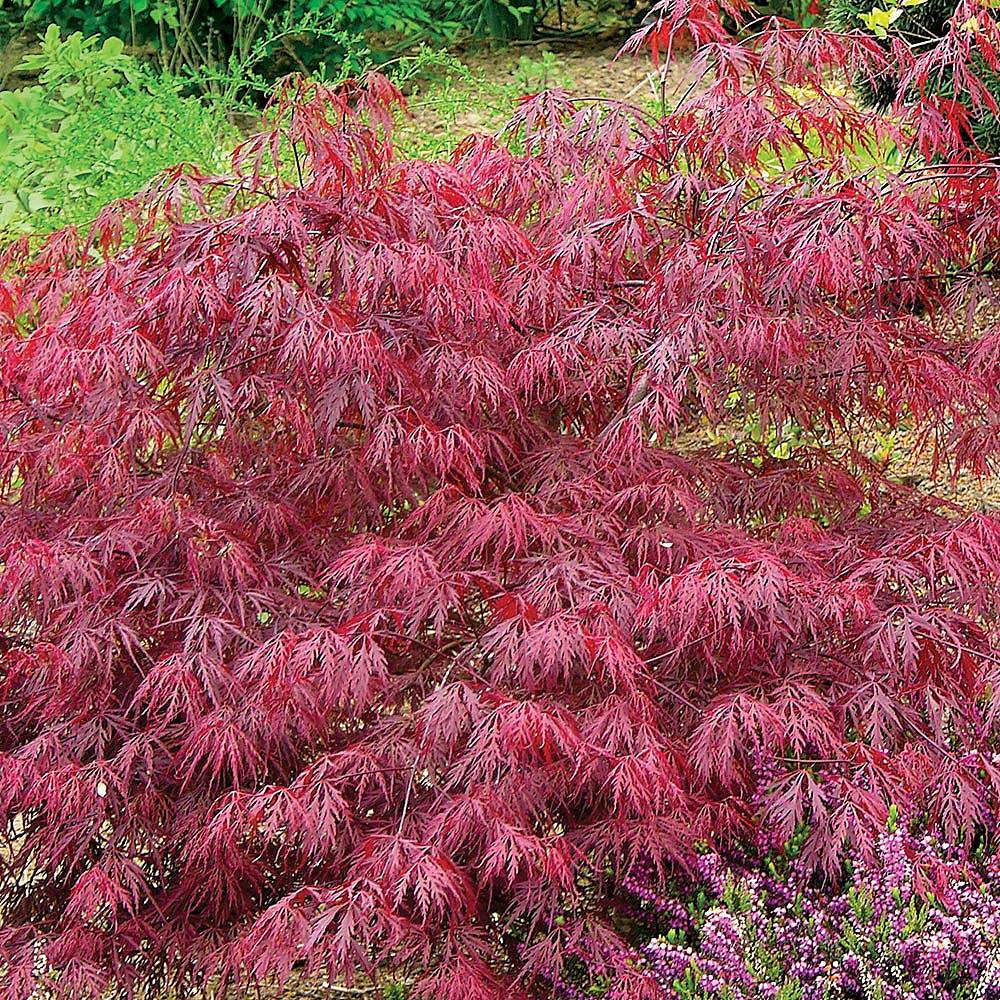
[{"xmin": 3, "ymin": 5, "xmax": 1000, "ymax": 996}]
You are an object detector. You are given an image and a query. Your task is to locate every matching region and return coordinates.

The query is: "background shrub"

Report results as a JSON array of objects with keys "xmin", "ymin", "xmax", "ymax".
[
  {"xmin": 8, "ymin": 0, "xmax": 448, "ymax": 99},
  {"xmin": 0, "ymin": 25, "xmax": 232, "ymax": 237}
]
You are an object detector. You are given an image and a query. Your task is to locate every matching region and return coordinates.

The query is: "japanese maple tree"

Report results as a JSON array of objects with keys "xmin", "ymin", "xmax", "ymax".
[{"xmin": 2, "ymin": 4, "xmax": 1000, "ymax": 996}]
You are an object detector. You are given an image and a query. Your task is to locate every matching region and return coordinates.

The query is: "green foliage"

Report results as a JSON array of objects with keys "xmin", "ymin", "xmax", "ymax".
[
  {"xmin": 16, "ymin": 0, "xmax": 441, "ymax": 41},
  {"xmin": 967, "ymin": 56, "xmax": 1000, "ymax": 151},
  {"xmin": 17, "ymin": 0, "xmax": 134, "ymax": 38},
  {"xmin": 452, "ymin": 0, "xmax": 536, "ymax": 39},
  {"xmin": 184, "ymin": 11, "xmax": 382, "ymax": 108},
  {"xmin": 432, "ymin": 0, "xmax": 641, "ymax": 40},
  {"xmin": 8, "ymin": 0, "xmax": 450, "ymax": 99},
  {"xmin": 513, "ymin": 49, "xmax": 570, "ymax": 90},
  {"xmin": 389, "ymin": 46, "xmax": 558, "ymax": 159},
  {"xmin": 827, "ymin": 0, "xmax": 954, "ymax": 43},
  {"xmin": 381, "ymin": 983, "xmax": 410, "ymax": 1000},
  {"xmin": 856, "ymin": 0, "xmax": 929, "ymax": 38},
  {"xmin": 753, "ymin": 0, "xmax": 824, "ymax": 27},
  {"xmin": 827, "ymin": 0, "xmax": 955, "ymax": 103},
  {"xmin": 0, "ymin": 24, "xmax": 232, "ymax": 237}
]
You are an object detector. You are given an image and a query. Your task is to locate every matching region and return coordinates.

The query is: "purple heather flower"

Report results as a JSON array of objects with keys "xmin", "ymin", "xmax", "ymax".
[{"xmin": 627, "ymin": 828, "xmax": 1000, "ymax": 999}]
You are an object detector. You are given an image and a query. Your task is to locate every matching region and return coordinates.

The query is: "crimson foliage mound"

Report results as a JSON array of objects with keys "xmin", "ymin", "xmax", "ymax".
[{"xmin": 3, "ymin": 6, "xmax": 1000, "ymax": 995}]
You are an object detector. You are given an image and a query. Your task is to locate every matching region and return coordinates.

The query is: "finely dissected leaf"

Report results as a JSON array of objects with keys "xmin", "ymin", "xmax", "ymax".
[{"xmin": 1, "ymin": 14, "xmax": 1000, "ymax": 994}]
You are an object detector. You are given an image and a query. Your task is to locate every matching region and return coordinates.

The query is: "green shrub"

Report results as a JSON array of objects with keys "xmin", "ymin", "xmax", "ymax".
[
  {"xmin": 15, "ymin": 0, "xmax": 134, "ymax": 38},
  {"xmin": 753, "ymin": 0, "xmax": 825, "ymax": 27},
  {"xmin": 10, "ymin": 0, "xmax": 449, "ymax": 100},
  {"xmin": 449, "ymin": 0, "xmax": 536, "ymax": 39},
  {"xmin": 0, "ymin": 25, "xmax": 233, "ymax": 237}
]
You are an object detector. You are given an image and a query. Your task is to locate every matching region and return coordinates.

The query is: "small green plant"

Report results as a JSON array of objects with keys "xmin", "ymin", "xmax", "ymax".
[
  {"xmin": 706, "ymin": 390, "xmax": 820, "ymax": 462},
  {"xmin": 514, "ymin": 49, "xmax": 569, "ymax": 91},
  {"xmin": 389, "ymin": 46, "xmax": 538, "ymax": 160},
  {"xmin": 0, "ymin": 25, "xmax": 233, "ymax": 238},
  {"xmin": 185, "ymin": 10, "xmax": 381, "ymax": 108}
]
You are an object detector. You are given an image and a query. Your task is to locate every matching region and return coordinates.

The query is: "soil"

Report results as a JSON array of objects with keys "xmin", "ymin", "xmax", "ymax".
[
  {"xmin": 888, "ymin": 429, "xmax": 1000, "ymax": 512},
  {"xmin": 0, "ymin": 31, "xmax": 33, "ymax": 89},
  {"xmin": 459, "ymin": 38, "xmax": 680, "ymax": 101},
  {"xmin": 398, "ymin": 37, "xmax": 694, "ymax": 152}
]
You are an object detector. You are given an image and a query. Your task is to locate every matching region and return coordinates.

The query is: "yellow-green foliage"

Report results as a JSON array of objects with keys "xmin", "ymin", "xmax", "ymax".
[{"xmin": 0, "ymin": 25, "xmax": 234, "ymax": 238}]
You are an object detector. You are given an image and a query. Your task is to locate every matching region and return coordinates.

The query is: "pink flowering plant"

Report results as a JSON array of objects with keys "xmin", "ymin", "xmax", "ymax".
[{"xmin": 629, "ymin": 813, "xmax": 1000, "ymax": 999}]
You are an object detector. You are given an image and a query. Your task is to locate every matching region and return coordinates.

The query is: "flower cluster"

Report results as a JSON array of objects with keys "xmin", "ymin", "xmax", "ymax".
[{"xmin": 637, "ymin": 828, "xmax": 1000, "ymax": 999}]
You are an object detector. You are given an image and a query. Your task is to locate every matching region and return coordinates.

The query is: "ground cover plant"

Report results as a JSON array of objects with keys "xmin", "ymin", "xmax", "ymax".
[
  {"xmin": 4, "ymin": 0, "xmax": 1000, "ymax": 997},
  {"xmin": 629, "ymin": 821, "xmax": 1000, "ymax": 998}
]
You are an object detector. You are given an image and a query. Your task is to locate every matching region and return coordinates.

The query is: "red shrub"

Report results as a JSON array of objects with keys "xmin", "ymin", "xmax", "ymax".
[{"xmin": 2, "ymin": 12, "xmax": 1000, "ymax": 996}]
